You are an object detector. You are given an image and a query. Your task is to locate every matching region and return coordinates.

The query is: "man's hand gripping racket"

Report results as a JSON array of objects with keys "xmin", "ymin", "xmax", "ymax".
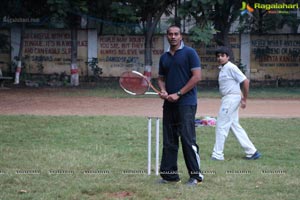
[{"xmin": 119, "ymin": 71, "xmax": 160, "ymax": 95}]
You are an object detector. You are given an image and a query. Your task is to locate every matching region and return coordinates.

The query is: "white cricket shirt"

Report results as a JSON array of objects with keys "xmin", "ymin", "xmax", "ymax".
[{"xmin": 218, "ymin": 61, "xmax": 247, "ymax": 96}]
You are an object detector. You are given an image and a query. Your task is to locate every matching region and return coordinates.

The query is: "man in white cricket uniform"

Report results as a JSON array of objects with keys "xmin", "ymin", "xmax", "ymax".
[{"xmin": 211, "ymin": 46, "xmax": 261, "ymax": 161}]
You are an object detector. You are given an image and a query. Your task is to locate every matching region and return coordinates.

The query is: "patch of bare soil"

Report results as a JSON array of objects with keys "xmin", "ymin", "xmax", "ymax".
[{"xmin": 1, "ymin": 88, "xmax": 299, "ymax": 118}]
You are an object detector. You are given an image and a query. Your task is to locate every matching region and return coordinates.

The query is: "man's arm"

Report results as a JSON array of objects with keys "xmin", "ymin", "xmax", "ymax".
[
  {"xmin": 178, "ymin": 69, "xmax": 201, "ymax": 95},
  {"xmin": 167, "ymin": 69, "xmax": 201, "ymax": 102},
  {"xmin": 158, "ymin": 76, "xmax": 168, "ymax": 100},
  {"xmin": 240, "ymin": 78, "xmax": 249, "ymax": 109}
]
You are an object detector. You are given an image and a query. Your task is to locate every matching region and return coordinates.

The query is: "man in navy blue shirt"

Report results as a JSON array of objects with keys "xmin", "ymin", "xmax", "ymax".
[{"xmin": 158, "ymin": 25, "xmax": 203, "ymax": 186}]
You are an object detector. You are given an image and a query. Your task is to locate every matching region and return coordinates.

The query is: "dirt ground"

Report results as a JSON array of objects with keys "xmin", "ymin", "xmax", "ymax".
[{"xmin": 0, "ymin": 87, "xmax": 299, "ymax": 118}]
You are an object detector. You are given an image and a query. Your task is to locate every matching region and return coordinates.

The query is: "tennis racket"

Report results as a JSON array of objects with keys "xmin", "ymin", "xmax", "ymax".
[{"xmin": 119, "ymin": 70, "xmax": 160, "ymax": 95}]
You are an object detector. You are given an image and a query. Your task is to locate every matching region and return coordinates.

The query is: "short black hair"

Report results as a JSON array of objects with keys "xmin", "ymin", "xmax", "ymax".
[
  {"xmin": 215, "ymin": 46, "xmax": 230, "ymax": 56},
  {"xmin": 167, "ymin": 25, "xmax": 181, "ymax": 34}
]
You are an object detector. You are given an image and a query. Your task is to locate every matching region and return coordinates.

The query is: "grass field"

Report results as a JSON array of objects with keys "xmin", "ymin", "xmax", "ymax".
[{"xmin": 0, "ymin": 115, "xmax": 299, "ymax": 200}]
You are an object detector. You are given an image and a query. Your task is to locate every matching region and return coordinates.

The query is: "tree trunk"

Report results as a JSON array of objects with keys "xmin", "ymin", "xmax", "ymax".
[
  {"xmin": 70, "ymin": 28, "xmax": 79, "ymax": 86},
  {"xmin": 143, "ymin": 9, "xmax": 165, "ymax": 79},
  {"xmin": 214, "ymin": 19, "xmax": 235, "ymax": 61},
  {"xmin": 144, "ymin": 28, "xmax": 153, "ymax": 79},
  {"xmin": 14, "ymin": 24, "xmax": 25, "ymax": 84},
  {"xmin": 215, "ymin": 31, "xmax": 235, "ymax": 62}
]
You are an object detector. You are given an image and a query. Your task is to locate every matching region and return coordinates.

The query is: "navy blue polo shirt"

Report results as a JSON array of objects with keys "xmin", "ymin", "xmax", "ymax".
[{"xmin": 159, "ymin": 42, "xmax": 201, "ymax": 106}]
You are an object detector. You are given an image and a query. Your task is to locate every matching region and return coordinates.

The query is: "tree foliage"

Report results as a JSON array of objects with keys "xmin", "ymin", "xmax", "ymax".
[
  {"xmin": 1, "ymin": 0, "xmax": 299, "ymax": 76},
  {"xmin": 0, "ymin": 0, "xmax": 49, "ymax": 72},
  {"xmin": 178, "ymin": 0, "xmax": 217, "ymax": 44},
  {"xmin": 104, "ymin": 0, "xmax": 176, "ymax": 68}
]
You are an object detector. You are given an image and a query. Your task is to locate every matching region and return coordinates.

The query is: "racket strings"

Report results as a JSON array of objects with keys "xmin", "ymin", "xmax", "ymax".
[{"xmin": 119, "ymin": 72, "xmax": 149, "ymax": 95}]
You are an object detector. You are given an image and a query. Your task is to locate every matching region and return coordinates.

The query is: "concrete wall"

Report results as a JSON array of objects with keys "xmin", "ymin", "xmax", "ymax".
[
  {"xmin": 184, "ymin": 34, "xmax": 241, "ymax": 81},
  {"xmin": 98, "ymin": 35, "xmax": 164, "ymax": 77},
  {"xmin": 21, "ymin": 29, "xmax": 88, "ymax": 75},
  {"xmin": 0, "ymin": 29, "xmax": 10, "ymax": 73},
  {"xmin": 1, "ymin": 28, "xmax": 299, "ymax": 81},
  {"xmin": 249, "ymin": 35, "xmax": 300, "ymax": 81}
]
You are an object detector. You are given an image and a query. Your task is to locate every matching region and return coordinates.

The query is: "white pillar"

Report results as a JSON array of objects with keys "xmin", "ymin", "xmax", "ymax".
[
  {"xmin": 87, "ymin": 29, "xmax": 98, "ymax": 76},
  {"xmin": 240, "ymin": 34, "xmax": 251, "ymax": 79},
  {"xmin": 163, "ymin": 35, "xmax": 169, "ymax": 52},
  {"xmin": 11, "ymin": 26, "xmax": 22, "ymax": 84}
]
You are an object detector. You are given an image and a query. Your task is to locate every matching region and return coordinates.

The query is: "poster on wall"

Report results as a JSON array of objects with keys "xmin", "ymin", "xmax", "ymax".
[
  {"xmin": 0, "ymin": 29, "xmax": 10, "ymax": 72},
  {"xmin": 251, "ymin": 35, "xmax": 300, "ymax": 80},
  {"xmin": 98, "ymin": 35, "xmax": 164, "ymax": 77},
  {"xmin": 22, "ymin": 29, "xmax": 87, "ymax": 75}
]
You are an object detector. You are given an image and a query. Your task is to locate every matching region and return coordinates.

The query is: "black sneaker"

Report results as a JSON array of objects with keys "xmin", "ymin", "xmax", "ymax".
[
  {"xmin": 186, "ymin": 178, "xmax": 202, "ymax": 186},
  {"xmin": 157, "ymin": 179, "xmax": 181, "ymax": 184}
]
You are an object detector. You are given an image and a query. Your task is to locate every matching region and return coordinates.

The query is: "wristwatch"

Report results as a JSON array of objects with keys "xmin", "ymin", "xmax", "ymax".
[{"xmin": 177, "ymin": 91, "xmax": 182, "ymax": 97}]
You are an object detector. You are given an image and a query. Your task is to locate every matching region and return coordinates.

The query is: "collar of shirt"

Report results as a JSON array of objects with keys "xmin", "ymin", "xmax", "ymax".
[
  {"xmin": 218, "ymin": 61, "xmax": 229, "ymax": 69},
  {"xmin": 167, "ymin": 41, "xmax": 184, "ymax": 52}
]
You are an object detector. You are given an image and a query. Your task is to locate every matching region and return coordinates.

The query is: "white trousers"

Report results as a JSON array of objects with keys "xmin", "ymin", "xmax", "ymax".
[{"xmin": 212, "ymin": 95, "xmax": 256, "ymax": 160}]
